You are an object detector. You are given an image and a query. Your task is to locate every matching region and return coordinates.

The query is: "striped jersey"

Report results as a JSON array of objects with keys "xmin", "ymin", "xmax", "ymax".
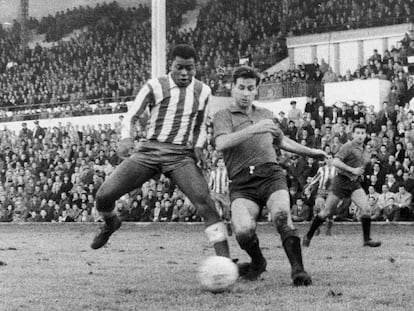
[
  {"xmin": 209, "ymin": 168, "xmax": 229, "ymax": 194},
  {"xmin": 307, "ymin": 165, "xmax": 336, "ymax": 192},
  {"xmin": 121, "ymin": 74, "xmax": 211, "ymax": 147}
]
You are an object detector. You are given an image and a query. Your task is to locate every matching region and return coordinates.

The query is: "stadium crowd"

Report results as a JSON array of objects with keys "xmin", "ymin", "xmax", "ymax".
[
  {"xmin": 1, "ymin": 0, "xmax": 414, "ymax": 223},
  {"xmin": 2, "ymin": 89, "xmax": 414, "ymax": 223},
  {"xmin": 0, "ymin": 1, "xmax": 196, "ymax": 114},
  {"xmin": 286, "ymin": 0, "xmax": 413, "ymax": 35},
  {"xmin": 1, "ymin": 0, "xmax": 414, "ymax": 118}
]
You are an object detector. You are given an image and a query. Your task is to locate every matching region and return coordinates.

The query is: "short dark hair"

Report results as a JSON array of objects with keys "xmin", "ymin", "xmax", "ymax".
[
  {"xmin": 170, "ymin": 44, "xmax": 197, "ymax": 61},
  {"xmin": 352, "ymin": 123, "xmax": 367, "ymax": 132},
  {"xmin": 232, "ymin": 66, "xmax": 260, "ymax": 86}
]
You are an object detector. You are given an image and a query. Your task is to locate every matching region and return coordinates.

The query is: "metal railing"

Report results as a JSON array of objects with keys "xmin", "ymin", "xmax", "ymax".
[{"xmin": 0, "ymin": 95, "xmax": 135, "ymax": 123}]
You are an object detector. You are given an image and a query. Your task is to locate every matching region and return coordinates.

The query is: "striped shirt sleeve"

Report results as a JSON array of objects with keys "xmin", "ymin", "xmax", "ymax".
[{"xmin": 120, "ymin": 82, "xmax": 154, "ymax": 139}]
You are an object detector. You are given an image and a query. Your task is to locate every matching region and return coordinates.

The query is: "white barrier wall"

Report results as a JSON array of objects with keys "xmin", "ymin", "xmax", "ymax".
[
  {"xmin": 0, "ymin": 96, "xmax": 309, "ymax": 133},
  {"xmin": 0, "ymin": 113, "xmax": 126, "ymax": 134},
  {"xmin": 210, "ymin": 96, "xmax": 309, "ymax": 117},
  {"xmin": 324, "ymin": 79, "xmax": 391, "ymax": 111},
  {"xmin": 254, "ymin": 97, "xmax": 308, "ymax": 116},
  {"xmin": 288, "ymin": 23, "xmax": 413, "ymax": 75}
]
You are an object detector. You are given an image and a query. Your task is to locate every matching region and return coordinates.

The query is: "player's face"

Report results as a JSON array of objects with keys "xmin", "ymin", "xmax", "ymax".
[
  {"xmin": 233, "ymin": 78, "xmax": 257, "ymax": 109},
  {"xmin": 326, "ymin": 155, "xmax": 333, "ymax": 165},
  {"xmin": 170, "ymin": 56, "xmax": 196, "ymax": 88},
  {"xmin": 352, "ymin": 128, "xmax": 366, "ymax": 143}
]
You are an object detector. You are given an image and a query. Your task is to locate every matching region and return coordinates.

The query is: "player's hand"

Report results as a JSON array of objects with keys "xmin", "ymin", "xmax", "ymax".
[
  {"xmin": 194, "ymin": 147, "xmax": 206, "ymax": 168},
  {"xmin": 249, "ymin": 119, "xmax": 279, "ymax": 135},
  {"xmin": 311, "ymin": 149, "xmax": 329, "ymax": 159},
  {"xmin": 118, "ymin": 137, "xmax": 134, "ymax": 158},
  {"xmin": 351, "ymin": 167, "xmax": 364, "ymax": 176}
]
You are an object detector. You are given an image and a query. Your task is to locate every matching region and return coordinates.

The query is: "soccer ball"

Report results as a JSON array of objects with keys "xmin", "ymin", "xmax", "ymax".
[{"xmin": 197, "ymin": 256, "xmax": 239, "ymax": 292}]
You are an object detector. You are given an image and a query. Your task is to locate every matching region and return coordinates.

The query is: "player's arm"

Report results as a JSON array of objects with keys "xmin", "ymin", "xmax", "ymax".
[
  {"xmin": 208, "ymin": 171, "xmax": 214, "ymax": 190},
  {"xmin": 192, "ymin": 88, "xmax": 211, "ymax": 166},
  {"xmin": 279, "ymin": 136, "xmax": 327, "ymax": 158},
  {"xmin": 120, "ymin": 83, "xmax": 154, "ymax": 140},
  {"xmin": 305, "ymin": 169, "xmax": 322, "ymax": 192},
  {"xmin": 332, "ymin": 143, "xmax": 364, "ymax": 177},
  {"xmin": 332, "ymin": 158, "xmax": 363, "ymax": 176},
  {"xmin": 215, "ymin": 118, "xmax": 279, "ymax": 151},
  {"xmin": 223, "ymin": 172, "xmax": 229, "ymax": 193},
  {"xmin": 118, "ymin": 83, "xmax": 154, "ymax": 156}
]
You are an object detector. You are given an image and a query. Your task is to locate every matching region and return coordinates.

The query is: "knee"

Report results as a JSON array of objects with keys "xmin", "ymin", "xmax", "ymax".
[
  {"xmin": 191, "ymin": 191, "xmax": 212, "ymax": 209},
  {"xmin": 95, "ymin": 186, "xmax": 115, "ymax": 211},
  {"xmin": 197, "ymin": 196, "xmax": 221, "ymax": 225},
  {"xmin": 315, "ymin": 197, "xmax": 324, "ymax": 209},
  {"xmin": 360, "ymin": 207, "xmax": 371, "ymax": 217},
  {"xmin": 319, "ymin": 207, "xmax": 332, "ymax": 218}
]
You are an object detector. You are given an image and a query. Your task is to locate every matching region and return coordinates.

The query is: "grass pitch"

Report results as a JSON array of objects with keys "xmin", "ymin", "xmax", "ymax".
[{"xmin": 0, "ymin": 222, "xmax": 413, "ymax": 311}]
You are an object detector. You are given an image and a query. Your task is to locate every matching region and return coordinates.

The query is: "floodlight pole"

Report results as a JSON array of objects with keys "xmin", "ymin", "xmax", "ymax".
[
  {"xmin": 20, "ymin": 0, "xmax": 29, "ymax": 46},
  {"xmin": 151, "ymin": 0, "xmax": 166, "ymax": 78}
]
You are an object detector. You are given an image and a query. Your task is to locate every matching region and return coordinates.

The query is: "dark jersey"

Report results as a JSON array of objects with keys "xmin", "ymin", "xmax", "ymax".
[
  {"xmin": 335, "ymin": 141, "xmax": 370, "ymax": 180},
  {"xmin": 213, "ymin": 104, "xmax": 283, "ymax": 179}
]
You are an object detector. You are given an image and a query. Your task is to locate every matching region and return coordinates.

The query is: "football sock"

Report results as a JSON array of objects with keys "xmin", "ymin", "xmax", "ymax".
[
  {"xmin": 306, "ymin": 215, "xmax": 325, "ymax": 240},
  {"xmin": 326, "ymin": 219, "xmax": 333, "ymax": 235},
  {"xmin": 361, "ymin": 215, "xmax": 371, "ymax": 242},
  {"xmin": 205, "ymin": 222, "xmax": 230, "ymax": 258},
  {"xmin": 100, "ymin": 211, "xmax": 116, "ymax": 219},
  {"xmin": 283, "ymin": 236, "xmax": 305, "ymax": 272},
  {"xmin": 237, "ymin": 234, "xmax": 265, "ymax": 266}
]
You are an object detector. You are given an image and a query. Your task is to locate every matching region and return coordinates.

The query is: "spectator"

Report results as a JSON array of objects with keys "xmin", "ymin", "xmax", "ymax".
[
  {"xmin": 394, "ymin": 185, "xmax": 412, "ymax": 221},
  {"xmin": 377, "ymin": 184, "xmax": 395, "ymax": 213},
  {"xmin": 139, "ymin": 199, "xmax": 153, "ymax": 222},
  {"xmin": 368, "ymin": 196, "xmax": 383, "ymax": 221},
  {"xmin": 176, "ymin": 199, "xmax": 198, "ymax": 222},
  {"xmin": 383, "ymin": 197, "xmax": 399, "ymax": 221},
  {"xmin": 287, "ymin": 101, "xmax": 302, "ymax": 127},
  {"xmin": 291, "ymin": 197, "xmax": 311, "ymax": 222}
]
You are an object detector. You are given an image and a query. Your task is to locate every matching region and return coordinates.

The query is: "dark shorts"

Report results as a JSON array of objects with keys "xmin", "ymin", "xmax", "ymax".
[
  {"xmin": 129, "ymin": 140, "xmax": 195, "ymax": 173},
  {"xmin": 331, "ymin": 174, "xmax": 362, "ymax": 199},
  {"xmin": 229, "ymin": 162, "xmax": 288, "ymax": 207}
]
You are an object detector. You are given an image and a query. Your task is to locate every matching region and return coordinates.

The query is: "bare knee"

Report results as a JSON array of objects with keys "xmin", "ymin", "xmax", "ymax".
[
  {"xmin": 320, "ymin": 195, "xmax": 340, "ymax": 218},
  {"xmin": 315, "ymin": 197, "xmax": 325, "ymax": 211}
]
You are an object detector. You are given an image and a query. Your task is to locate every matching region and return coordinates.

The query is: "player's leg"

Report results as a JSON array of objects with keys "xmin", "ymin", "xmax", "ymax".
[
  {"xmin": 325, "ymin": 216, "xmax": 334, "ymax": 236},
  {"xmin": 316, "ymin": 194, "xmax": 333, "ymax": 235},
  {"xmin": 91, "ymin": 159, "xmax": 157, "ymax": 249},
  {"xmin": 231, "ymin": 198, "xmax": 266, "ymax": 280},
  {"xmin": 351, "ymin": 188, "xmax": 382, "ymax": 247},
  {"xmin": 303, "ymin": 192, "xmax": 341, "ymax": 247},
  {"xmin": 215, "ymin": 193, "xmax": 232, "ymax": 236},
  {"xmin": 313, "ymin": 195, "xmax": 325, "ymax": 236},
  {"xmin": 267, "ymin": 190, "xmax": 312, "ymax": 286},
  {"xmin": 169, "ymin": 162, "xmax": 230, "ymax": 258},
  {"xmin": 211, "ymin": 194, "xmax": 224, "ymax": 218}
]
